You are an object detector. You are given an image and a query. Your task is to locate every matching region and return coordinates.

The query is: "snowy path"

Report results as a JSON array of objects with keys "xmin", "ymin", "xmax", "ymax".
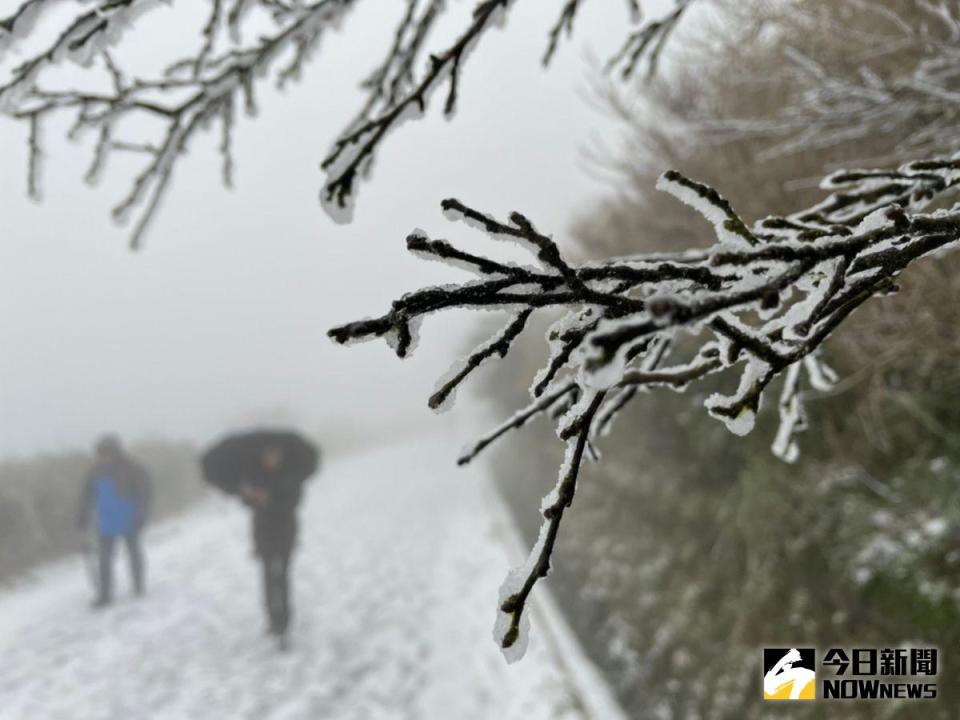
[{"xmin": 0, "ymin": 438, "xmax": 610, "ymax": 720}]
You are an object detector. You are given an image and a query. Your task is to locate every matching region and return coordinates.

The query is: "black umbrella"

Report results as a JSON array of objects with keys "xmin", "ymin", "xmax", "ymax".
[{"xmin": 201, "ymin": 429, "xmax": 319, "ymax": 497}]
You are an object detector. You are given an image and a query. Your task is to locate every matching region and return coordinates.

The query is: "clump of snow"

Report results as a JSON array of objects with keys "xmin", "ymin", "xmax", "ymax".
[
  {"xmin": 925, "ymin": 517, "xmax": 948, "ymax": 538},
  {"xmin": 803, "ymin": 353, "xmax": 837, "ymax": 392},
  {"xmin": 494, "ymin": 553, "xmax": 534, "ymax": 663},
  {"xmin": 319, "ymin": 188, "xmax": 356, "ymax": 225},
  {"xmin": 705, "ymin": 359, "xmax": 767, "ymax": 436},
  {"xmin": 853, "ymin": 206, "xmax": 894, "ymax": 235},
  {"xmin": 772, "ymin": 362, "xmax": 802, "ymax": 463},
  {"xmin": 657, "ymin": 171, "xmax": 753, "ymax": 248}
]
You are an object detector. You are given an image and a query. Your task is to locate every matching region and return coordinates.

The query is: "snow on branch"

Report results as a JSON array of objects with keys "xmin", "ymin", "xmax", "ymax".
[
  {"xmin": 319, "ymin": 0, "xmax": 512, "ymax": 223},
  {"xmin": 321, "ymin": 0, "xmax": 699, "ymax": 222},
  {"xmin": 0, "ymin": 0, "xmax": 359, "ymax": 248},
  {"xmin": 0, "ymin": 0, "xmax": 698, "ymax": 244},
  {"xmin": 329, "ymin": 153, "xmax": 960, "ymax": 659}
]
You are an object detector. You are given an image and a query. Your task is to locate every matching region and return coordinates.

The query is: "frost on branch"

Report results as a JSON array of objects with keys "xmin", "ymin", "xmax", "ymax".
[
  {"xmin": 329, "ymin": 154, "xmax": 960, "ymax": 659},
  {"xmin": 319, "ymin": 0, "xmax": 514, "ymax": 224},
  {"xmin": 0, "ymin": 0, "xmax": 360, "ymax": 248},
  {"xmin": 320, "ymin": 0, "xmax": 698, "ymax": 222},
  {"xmin": 0, "ymin": 0, "xmax": 699, "ymax": 243}
]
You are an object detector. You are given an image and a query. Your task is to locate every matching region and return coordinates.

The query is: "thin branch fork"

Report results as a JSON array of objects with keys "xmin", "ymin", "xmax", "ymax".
[{"xmin": 319, "ymin": 0, "xmax": 513, "ymax": 220}]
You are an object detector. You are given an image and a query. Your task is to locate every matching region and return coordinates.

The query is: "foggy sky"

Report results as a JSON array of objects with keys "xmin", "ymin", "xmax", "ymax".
[{"xmin": 0, "ymin": 1, "xmax": 654, "ymax": 458}]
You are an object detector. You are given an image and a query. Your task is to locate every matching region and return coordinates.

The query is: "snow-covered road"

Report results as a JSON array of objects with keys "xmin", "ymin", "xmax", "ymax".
[{"xmin": 0, "ymin": 438, "xmax": 615, "ymax": 720}]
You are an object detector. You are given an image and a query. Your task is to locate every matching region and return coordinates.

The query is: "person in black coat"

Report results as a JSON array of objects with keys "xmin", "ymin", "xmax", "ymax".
[{"xmin": 201, "ymin": 429, "xmax": 318, "ymax": 646}]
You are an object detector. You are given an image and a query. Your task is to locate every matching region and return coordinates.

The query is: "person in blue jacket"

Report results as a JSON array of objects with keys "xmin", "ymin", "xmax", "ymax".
[{"xmin": 77, "ymin": 435, "xmax": 152, "ymax": 608}]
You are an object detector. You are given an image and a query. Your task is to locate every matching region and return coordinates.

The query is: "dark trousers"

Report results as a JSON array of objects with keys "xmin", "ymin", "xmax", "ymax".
[
  {"xmin": 261, "ymin": 550, "xmax": 292, "ymax": 635},
  {"xmin": 98, "ymin": 532, "xmax": 144, "ymax": 600}
]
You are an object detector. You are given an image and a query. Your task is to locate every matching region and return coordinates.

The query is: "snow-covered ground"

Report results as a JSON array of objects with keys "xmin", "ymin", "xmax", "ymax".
[{"xmin": 0, "ymin": 436, "xmax": 621, "ymax": 719}]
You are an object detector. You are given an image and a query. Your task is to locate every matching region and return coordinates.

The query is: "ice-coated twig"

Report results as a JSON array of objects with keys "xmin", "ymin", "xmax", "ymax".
[
  {"xmin": 457, "ymin": 381, "xmax": 579, "ymax": 466},
  {"xmin": 494, "ymin": 389, "xmax": 605, "ymax": 659},
  {"xmin": 320, "ymin": 0, "xmax": 515, "ymax": 223},
  {"xmin": 429, "ymin": 309, "xmax": 532, "ymax": 411},
  {"xmin": 329, "ymin": 154, "xmax": 960, "ymax": 658},
  {"xmin": 542, "ymin": 0, "xmax": 583, "ymax": 67},
  {"xmin": 26, "ymin": 111, "xmax": 41, "ymax": 200}
]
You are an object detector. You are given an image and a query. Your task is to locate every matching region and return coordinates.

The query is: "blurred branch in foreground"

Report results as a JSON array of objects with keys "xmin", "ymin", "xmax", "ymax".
[{"xmin": 0, "ymin": 0, "xmax": 695, "ymax": 244}]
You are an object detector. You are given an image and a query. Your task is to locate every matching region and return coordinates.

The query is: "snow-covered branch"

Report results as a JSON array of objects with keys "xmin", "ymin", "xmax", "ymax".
[
  {"xmin": 0, "ymin": 0, "xmax": 698, "ymax": 244},
  {"xmin": 1, "ymin": 0, "xmax": 359, "ymax": 248},
  {"xmin": 329, "ymin": 154, "xmax": 960, "ymax": 657},
  {"xmin": 319, "ymin": 0, "xmax": 512, "ymax": 223}
]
